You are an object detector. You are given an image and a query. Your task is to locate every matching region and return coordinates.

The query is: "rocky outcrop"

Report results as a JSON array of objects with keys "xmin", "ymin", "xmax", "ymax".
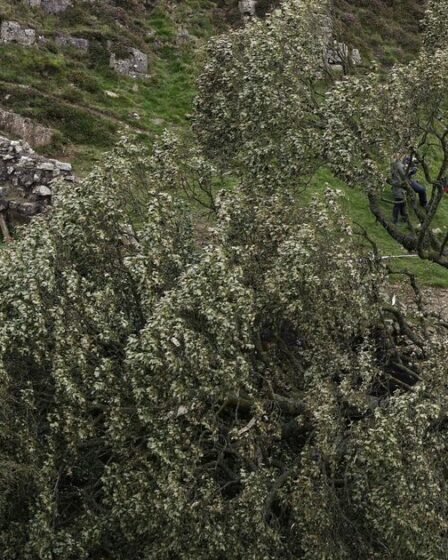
[
  {"xmin": 326, "ymin": 42, "xmax": 349, "ymax": 65},
  {"xmin": 239, "ymin": 0, "xmax": 257, "ymax": 17},
  {"xmin": 351, "ymin": 48, "xmax": 362, "ymax": 66},
  {"xmin": 55, "ymin": 34, "xmax": 89, "ymax": 52},
  {"xmin": 2, "ymin": 21, "xmax": 89, "ymax": 56},
  {"xmin": 110, "ymin": 48, "xmax": 148, "ymax": 78},
  {"xmin": 0, "ymin": 136, "xmax": 74, "ymax": 222},
  {"xmin": 0, "ymin": 109, "xmax": 55, "ymax": 148},
  {"xmin": 26, "ymin": 0, "xmax": 72, "ymax": 13},
  {"xmin": 1, "ymin": 21, "xmax": 36, "ymax": 46},
  {"xmin": 2, "ymin": 15, "xmax": 144, "ymax": 77},
  {"xmin": 326, "ymin": 41, "xmax": 362, "ymax": 72}
]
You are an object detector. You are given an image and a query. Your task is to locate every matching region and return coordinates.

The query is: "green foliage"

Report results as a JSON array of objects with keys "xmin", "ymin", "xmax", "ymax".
[
  {"xmin": 1, "ymin": 2, "xmax": 448, "ymax": 559},
  {"xmin": 192, "ymin": 0, "xmax": 448, "ymax": 280},
  {"xmin": 310, "ymin": 167, "xmax": 448, "ymax": 287},
  {"xmin": 323, "ymin": 1, "xmax": 448, "ymax": 269},
  {"xmin": 0, "ymin": 133, "xmax": 446, "ymax": 558},
  {"xmin": 194, "ymin": 0, "xmax": 329, "ymax": 187}
]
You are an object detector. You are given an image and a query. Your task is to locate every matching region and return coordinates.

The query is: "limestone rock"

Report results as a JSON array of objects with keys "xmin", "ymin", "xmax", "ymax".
[
  {"xmin": 352, "ymin": 48, "xmax": 362, "ymax": 65},
  {"xmin": 326, "ymin": 40, "xmax": 361, "ymax": 70},
  {"xmin": 1, "ymin": 21, "xmax": 36, "ymax": 46},
  {"xmin": 0, "ymin": 108, "xmax": 55, "ymax": 151},
  {"xmin": 27, "ymin": 0, "xmax": 72, "ymax": 13},
  {"xmin": 239, "ymin": 0, "xmax": 257, "ymax": 17},
  {"xmin": 44, "ymin": 0, "xmax": 72, "ymax": 12},
  {"xmin": 55, "ymin": 161, "xmax": 72, "ymax": 172},
  {"xmin": 8, "ymin": 200, "xmax": 42, "ymax": 217},
  {"xmin": 105, "ymin": 90, "xmax": 119, "ymax": 98},
  {"xmin": 326, "ymin": 42, "xmax": 349, "ymax": 66},
  {"xmin": 55, "ymin": 34, "xmax": 89, "ymax": 52},
  {"xmin": 17, "ymin": 156, "xmax": 35, "ymax": 168},
  {"xmin": 110, "ymin": 48, "xmax": 148, "ymax": 78},
  {"xmin": 0, "ymin": 135, "xmax": 75, "ymax": 224},
  {"xmin": 36, "ymin": 162, "xmax": 55, "ymax": 171},
  {"xmin": 33, "ymin": 185, "xmax": 52, "ymax": 197}
]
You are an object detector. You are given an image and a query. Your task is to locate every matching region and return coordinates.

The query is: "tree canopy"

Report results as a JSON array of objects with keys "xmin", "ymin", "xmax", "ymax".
[
  {"xmin": 196, "ymin": 0, "xmax": 448, "ymax": 269},
  {"xmin": 324, "ymin": 0, "xmax": 448, "ymax": 268}
]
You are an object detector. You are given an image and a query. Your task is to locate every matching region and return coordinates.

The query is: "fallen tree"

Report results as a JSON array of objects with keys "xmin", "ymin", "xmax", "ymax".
[
  {"xmin": 0, "ymin": 2, "xmax": 448, "ymax": 559},
  {"xmin": 0, "ymin": 138, "xmax": 446, "ymax": 560}
]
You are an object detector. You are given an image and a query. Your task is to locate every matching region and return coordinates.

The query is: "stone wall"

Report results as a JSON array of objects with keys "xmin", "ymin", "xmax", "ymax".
[{"xmin": 0, "ymin": 136, "xmax": 74, "ymax": 222}]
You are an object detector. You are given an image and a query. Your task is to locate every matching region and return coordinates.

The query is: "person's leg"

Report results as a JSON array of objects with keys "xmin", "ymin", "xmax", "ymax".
[
  {"xmin": 411, "ymin": 180, "xmax": 428, "ymax": 207},
  {"xmin": 393, "ymin": 201, "xmax": 407, "ymax": 223},
  {"xmin": 400, "ymin": 202, "xmax": 408, "ymax": 221},
  {"xmin": 393, "ymin": 202, "xmax": 400, "ymax": 224}
]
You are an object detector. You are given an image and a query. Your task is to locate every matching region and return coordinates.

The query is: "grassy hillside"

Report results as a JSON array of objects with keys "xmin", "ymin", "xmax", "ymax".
[
  {"xmin": 0, "ymin": 0, "xmax": 429, "ymax": 167},
  {"xmin": 0, "ymin": 0, "xmax": 429, "ymax": 172},
  {"xmin": 2, "ymin": 0, "xmax": 447, "ymax": 286},
  {"xmin": 0, "ymin": 0, "xmax": 223, "ymax": 170},
  {"xmin": 313, "ymin": 169, "xmax": 448, "ymax": 288},
  {"xmin": 334, "ymin": 0, "xmax": 426, "ymax": 66}
]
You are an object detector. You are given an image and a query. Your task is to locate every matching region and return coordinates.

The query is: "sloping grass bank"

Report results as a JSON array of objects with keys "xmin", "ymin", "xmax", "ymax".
[{"xmin": 313, "ymin": 167, "xmax": 448, "ymax": 287}]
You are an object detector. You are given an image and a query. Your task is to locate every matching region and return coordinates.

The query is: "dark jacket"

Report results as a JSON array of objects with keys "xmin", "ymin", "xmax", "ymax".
[{"xmin": 390, "ymin": 160, "xmax": 407, "ymax": 201}]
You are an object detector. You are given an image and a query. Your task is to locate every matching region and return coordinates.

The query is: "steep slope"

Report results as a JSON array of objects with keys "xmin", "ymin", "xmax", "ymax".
[
  {"xmin": 1, "ymin": 0, "xmax": 446, "ymax": 291},
  {"xmin": 0, "ymin": 0, "xmax": 429, "ymax": 174},
  {"xmin": 334, "ymin": 0, "xmax": 426, "ymax": 65},
  {"xmin": 0, "ymin": 0, "xmax": 224, "ymax": 170}
]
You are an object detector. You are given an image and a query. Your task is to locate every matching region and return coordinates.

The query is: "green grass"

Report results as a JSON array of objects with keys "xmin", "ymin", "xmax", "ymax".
[
  {"xmin": 311, "ymin": 167, "xmax": 448, "ymax": 288},
  {"xmin": 0, "ymin": 0, "xmax": 422, "ymax": 171},
  {"xmin": 0, "ymin": 0, "xmax": 217, "ymax": 170},
  {"xmin": 1, "ymin": 0, "xmax": 446, "ymax": 288}
]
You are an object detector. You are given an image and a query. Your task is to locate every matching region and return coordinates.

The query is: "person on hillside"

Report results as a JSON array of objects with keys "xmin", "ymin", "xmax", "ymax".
[
  {"xmin": 389, "ymin": 157, "xmax": 408, "ymax": 224},
  {"xmin": 402, "ymin": 155, "xmax": 428, "ymax": 208}
]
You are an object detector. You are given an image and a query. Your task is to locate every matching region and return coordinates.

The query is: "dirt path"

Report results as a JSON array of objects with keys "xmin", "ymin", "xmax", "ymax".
[
  {"xmin": 420, "ymin": 288, "xmax": 448, "ymax": 319},
  {"xmin": 390, "ymin": 284, "xmax": 448, "ymax": 321}
]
